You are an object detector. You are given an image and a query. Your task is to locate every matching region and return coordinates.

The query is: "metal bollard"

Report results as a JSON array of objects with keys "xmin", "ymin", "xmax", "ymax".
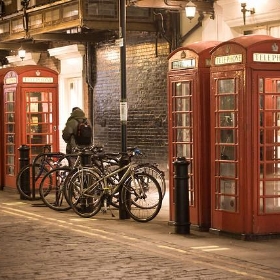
[
  {"xmin": 173, "ymin": 157, "xmax": 190, "ymax": 234},
  {"xmin": 80, "ymin": 152, "xmax": 92, "ymax": 166},
  {"xmin": 18, "ymin": 145, "xmax": 30, "ymax": 200},
  {"xmin": 80, "ymin": 151, "xmax": 93, "ymax": 212},
  {"xmin": 118, "ymin": 154, "xmax": 130, "ymax": 219}
]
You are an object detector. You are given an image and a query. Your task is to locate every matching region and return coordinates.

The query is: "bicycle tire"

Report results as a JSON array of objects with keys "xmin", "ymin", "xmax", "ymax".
[
  {"xmin": 68, "ymin": 168, "xmax": 103, "ymax": 218},
  {"xmin": 63, "ymin": 167, "xmax": 79, "ymax": 207},
  {"xmin": 121, "ymin": 173, "xmax": 162, "ymax": 222},
  {"xmin": 134, "ymin": 163, "xmax": 166, "ymax": 198},
  {"xmin": 16, "ymin": 164, "xmax": 50, "ymax": 200},
  {"xmin": 39, "ymin": 166, "xmax": 72, "ymax": 211},
  {"xmin": 64, "ymin": 166, "xmax": 103, "ymax": 207}
]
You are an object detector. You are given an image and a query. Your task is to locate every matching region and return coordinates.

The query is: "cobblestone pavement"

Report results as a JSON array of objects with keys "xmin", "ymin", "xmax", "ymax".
[{"xmin": 1, "ymin": 188, "xmax": 280, "ymax": 280}]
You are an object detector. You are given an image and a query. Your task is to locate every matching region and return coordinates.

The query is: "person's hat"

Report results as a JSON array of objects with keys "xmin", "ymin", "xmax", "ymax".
[{"xmin": 72, "ymin": 107, "xmax": 80, "ymax": 112}]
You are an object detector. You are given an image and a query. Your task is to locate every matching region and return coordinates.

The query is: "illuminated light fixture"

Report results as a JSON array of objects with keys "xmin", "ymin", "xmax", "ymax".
[
  {"xmin": 240, "ymin": 1, "xmax": 255, "ymax": 25},
  {"xmin": 185, "ymin": 0, "xmax": 196, "ymax": 21},
  {"xmin": 18, "ymin": 46, "xmax": 26, "ymax": 60},
  {"xmin": 163, "ymin": 0, "xmax": 215, "ymax": 21}
]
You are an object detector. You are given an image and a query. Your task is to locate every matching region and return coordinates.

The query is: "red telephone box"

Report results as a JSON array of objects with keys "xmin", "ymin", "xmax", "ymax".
[
  {"xmin": 167, "ymin": 41, "xmax": 220, "ymax": 230},
  {"xmin": 210, "ymin": 35, "xmax": 280, "ymax": 237},
  {"xmin": 2, "ymin": 65, "xmax": 59, "ymax": 189}
]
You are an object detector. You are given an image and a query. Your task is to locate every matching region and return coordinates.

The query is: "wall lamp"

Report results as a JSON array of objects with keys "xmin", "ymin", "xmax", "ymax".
[
  {"xmin": 163, "ymin": 0, "xmax": 215, "ymax": 21},
  {"xmin": 185, "ymin": 1, "xmax": 196, "ymax": 21},
  {"xmin": 18, "ymin": 46, "xmax": 26, "ymax": 60},
  {"xmin": 240, "ymin": 1, "xmax": 255, "ymax": 25}
]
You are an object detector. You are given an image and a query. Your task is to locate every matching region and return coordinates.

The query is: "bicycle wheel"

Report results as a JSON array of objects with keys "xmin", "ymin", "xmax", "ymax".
[
  {"xmin": 121, "ymin": 173, "xmax": 162, "ymax": 222},
  {"xmin": 63, "ymin": 167, "xmax": 78, "ymax": 207},
  {"xmin": 16, "ymin": 164, "xmax": 50, "ymax": 200},
  {"xmin": 39, "ymin": 166, "xmax": 72, "ymax": 211},
  {"xmin": 68, "ymin": 168, "xmax": 103, "ymax": 218},
  {"xmin": 134, "ymin": 164, "xmax": 166, "ymax": 198}
]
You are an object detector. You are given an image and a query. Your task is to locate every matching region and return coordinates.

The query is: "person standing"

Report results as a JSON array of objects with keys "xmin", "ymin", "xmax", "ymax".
[{"xmin": 62, "ymin": 107, "xmax": 92, "ymax": 153}]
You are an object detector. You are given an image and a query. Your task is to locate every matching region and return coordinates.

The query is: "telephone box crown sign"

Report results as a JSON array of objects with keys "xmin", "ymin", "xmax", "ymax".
[{"xmin": 272, "ymin": 43, "xmax": 278, "ymax": 52}]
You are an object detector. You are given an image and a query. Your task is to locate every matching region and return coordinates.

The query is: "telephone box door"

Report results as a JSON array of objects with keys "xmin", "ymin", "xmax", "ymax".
[
  {"xmin": 210, "ymin": 70, "xmax": 245, "ymax": 233},
  {"xmin": 24, "ymin": 88, "xmax": 59, "ymax": 158},
  {"xmin": 4, "ymin": 81, "xmax": 59, "ymax": 188},
  {"xmin": 252, "ymin": 71, "xmax": 280, "ymax": 233},
  {"xmin": 168, "ymin": 74, "xmax": 197, "ymax": 224}
]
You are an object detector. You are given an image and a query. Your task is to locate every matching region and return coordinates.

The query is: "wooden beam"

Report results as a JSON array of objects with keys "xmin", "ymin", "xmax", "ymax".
[
  {"xmin": 32, "ymin": 32, "xmax": 117, "ymax": 43},
  {"xmin": 0, "ymin": 42, "xmax": 49, "ymax": 51}
]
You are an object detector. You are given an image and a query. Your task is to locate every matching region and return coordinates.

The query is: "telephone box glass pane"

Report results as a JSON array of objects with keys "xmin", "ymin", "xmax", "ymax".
[
  {"xmin": 219, "ymin": 96, "xmax": 235, "ymax": 110},
  {"xmin": 220, "ymin": 179, "xmax": 236, "ymax": 194},
  {"xmin": 220, "ymin": 162, "xmax": 236, "ymax": 177},
  {"xmin": 175, "ymin": 82, "xmax": 190, "ymax": 96},
  {"xmin": 175, "ymin": 128, "xmax": 192, "ymax": 142},
  {"xmin": 219, "ymin": 112, "xmax": 235, "ymax": 127},
  {"xmin": 219, "ymin": 195, "xmax": 236, "ymax": 212},
  {"xmin": 174, "ymin": 97, "xmax": 191, "ymax": 111},
  {"xmin": 218, "ymin": 79, "xmax": 235, "ymax": 94},
  {"xmin": 174, "ymin": 113, "xmax": 191, "ymax": 127},
  {"xmin": 175, "ymin": 143, "xmax": 192, "ymax": 158},
  {"xmin": 265, "ymin": 198, "xmax": 280, "ymax": 213}
]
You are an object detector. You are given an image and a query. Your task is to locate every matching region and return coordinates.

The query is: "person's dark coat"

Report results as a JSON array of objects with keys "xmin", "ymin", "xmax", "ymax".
[{"xmin": 62, "ymin": 108, "xmax": 91, "ymax": 153}]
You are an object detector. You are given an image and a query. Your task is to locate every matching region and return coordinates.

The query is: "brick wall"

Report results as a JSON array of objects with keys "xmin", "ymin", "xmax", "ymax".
[{"xmin": 93, "ymin": 31, "xmax": 170, "ymax": 173}]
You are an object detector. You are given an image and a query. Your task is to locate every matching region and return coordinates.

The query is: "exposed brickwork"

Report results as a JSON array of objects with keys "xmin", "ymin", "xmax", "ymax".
[
  {"xmin": 93, "ymin": 32, "xmax": 169, "ymax": 173},
  {"xmin": 35, "ymin": 33, "xmax": 170, "ymax": 173},
  {"xmin": 38, "ymin": 52, "xmax": 60, "ymax": 73}
]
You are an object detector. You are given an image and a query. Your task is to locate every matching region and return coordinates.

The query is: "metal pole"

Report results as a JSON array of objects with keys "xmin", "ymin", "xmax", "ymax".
[
  {"xmin": 119, "ymin": 0, "xmax": 129, "ymax": 219},
  {"xmin": 119, "ymin": 0, "xmax": 127, "ymax": 153}
]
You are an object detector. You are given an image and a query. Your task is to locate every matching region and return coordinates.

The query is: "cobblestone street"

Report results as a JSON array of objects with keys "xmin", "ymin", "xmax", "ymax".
[{"xmin": 1, "ymin": 189, "xmax": 280, "ymax": 279}]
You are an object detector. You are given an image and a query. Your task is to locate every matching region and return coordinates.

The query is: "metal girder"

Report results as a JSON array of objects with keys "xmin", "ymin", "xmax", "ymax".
[
  {"xmin": 32, "ymin": 31, "xmax": 117, "ymax": 43},
  {"xmin": 129, "ymin": 0, "xmax": 215, "ymax": 9},
  {"xmin": 129, "ymin": 0, "xmax": 215, "ymax": 19},
  {"xmin": 0, "ymin": 42, "xmax": 49, "ymax": 52}
]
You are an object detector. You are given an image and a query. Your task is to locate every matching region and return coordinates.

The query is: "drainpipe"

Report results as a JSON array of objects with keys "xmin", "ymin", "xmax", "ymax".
[{"xmin": 85, "ymin": 42, "xmax": 95, "ymax": 125}]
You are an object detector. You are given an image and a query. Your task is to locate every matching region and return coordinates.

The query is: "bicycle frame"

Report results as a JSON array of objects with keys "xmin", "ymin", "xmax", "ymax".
[{"xmin": 78, "ymin": 159, "xmax": 138, "ymax": 201}]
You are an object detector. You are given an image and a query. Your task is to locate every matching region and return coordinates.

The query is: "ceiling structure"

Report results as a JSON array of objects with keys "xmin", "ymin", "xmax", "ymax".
[{"xmin": 0, "ymin": 0, "xmax": 215, "ymax": 59}]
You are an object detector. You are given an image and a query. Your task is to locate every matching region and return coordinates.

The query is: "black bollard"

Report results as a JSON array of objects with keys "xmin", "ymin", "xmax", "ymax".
[
  {"xmin": 173, "ymin": 157, "xmax": 190, "ymax": 234},
  {"xmin": 80, "ymin": 152, "xmax": 92, "ymax": 167},
  {"xmin": 118, "ymin": 154, "xmax": 130, "ymax": 219},
  {"xmin": 18, "ymin": 145, "xmax": 30, "ymax": 200},
  {"xmin": 80, "ymin": 151, "xmax": 93, "ymax": 212}
]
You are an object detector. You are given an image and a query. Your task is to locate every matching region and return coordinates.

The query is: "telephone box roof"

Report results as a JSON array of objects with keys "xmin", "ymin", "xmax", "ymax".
[
  {"xmin": 168, "ymin": 41, "xmax": 220, "ymax": 59},
  {"xmin": 210, "ymin": 35, "xmax": 277, "ymax": 53}
]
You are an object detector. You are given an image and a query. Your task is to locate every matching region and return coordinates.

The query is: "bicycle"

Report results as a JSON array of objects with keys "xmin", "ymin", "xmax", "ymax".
[
  {"xmin": 39, "ymin": 145, "xmax": 103, "ymax": 211},
  {"xmin": 66, "ymin": 147, "xmax": 163, "ymax": 222},
  {"xmin": 100, "ymin": 150, "xmax": 166, "ymax": 208},
  {"xmin": 16, "ymin": 145, "xmax": 70, "ymax": 200}
]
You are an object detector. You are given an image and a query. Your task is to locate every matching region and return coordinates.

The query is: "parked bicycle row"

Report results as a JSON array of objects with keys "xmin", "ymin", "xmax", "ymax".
[{"xmin": 16, "ymin": 145, "xmax": 166, "ymax": 222}]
